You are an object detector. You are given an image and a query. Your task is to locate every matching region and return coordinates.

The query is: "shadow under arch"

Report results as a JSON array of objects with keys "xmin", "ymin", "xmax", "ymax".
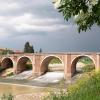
[
  {"xmin": 71, "ymin": 55, "xmax": 95, "ymax": 77},
  {"xmin": 40, "ymin": 55, "xmax": 64, "ymax": 75},
  {"xmin": 16, "ymin": 56, "xmax": 33, "ymax": 74},
  {"xmin": 0, "ymin": 57, "xmax": 13, "ymax": 73}
]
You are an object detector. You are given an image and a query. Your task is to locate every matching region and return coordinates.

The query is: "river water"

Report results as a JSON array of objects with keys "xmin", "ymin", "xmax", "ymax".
[
  {"xmin": 0, "ymin": 64, "xmax": 64, "ymax": 96},
  {"xmin": 0, "ymin": 83, "xmax": 46, "ymax": 96}
]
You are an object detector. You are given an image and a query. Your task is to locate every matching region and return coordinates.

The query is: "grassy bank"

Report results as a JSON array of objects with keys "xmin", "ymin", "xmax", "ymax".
[{"xmin": 44, "ymin": 71, "xmax": 100, "ymax": 100}]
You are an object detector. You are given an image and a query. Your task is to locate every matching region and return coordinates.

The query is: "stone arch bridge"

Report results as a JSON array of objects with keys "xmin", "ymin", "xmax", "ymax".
[{"xmin": 0, "ymin": 52, "xmax": 100, "ymax": 79}]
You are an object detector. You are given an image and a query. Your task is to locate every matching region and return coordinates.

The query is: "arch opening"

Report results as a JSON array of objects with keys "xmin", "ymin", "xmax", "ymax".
[
  {"xmin": 41, "ymin": 56, "xmax": 64, "ymax": 74},
  {"xmin": 38, "ymin": 56, "xmax": 64, "ymax": 83},
  {"xmin": 71, "ymin": 56, "xmax": 95, "ymax": 76},
  {"xmin": 0, "ymin": 58, "xmax": 13, "ymax": 77},
  {"xmin": 17, "ymin": 57, "xmax": 32, "ymax": 74}
]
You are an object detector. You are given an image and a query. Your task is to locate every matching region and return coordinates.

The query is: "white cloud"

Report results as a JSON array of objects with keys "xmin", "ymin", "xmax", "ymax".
[
  {"xmin": 0, "ymin": 0, "xmax": 74, "ymax": 38},
  {"xmin": 0, "ymin": 28, "xmax": 9, "ymax": 37},
  {"xmin": 0, "ymin": 2, "xmax": 19, "ymax": 12},
  {"xmin": 14, "ymin": 24, "xmax": 68, "ymax": 33},
  {"xmin": 11, "ymin": 13, "xmax": 61, "ymax": 25},
  {"xmin": 0, "ymin": 11, "xmax": 69, "ymax": 36}
]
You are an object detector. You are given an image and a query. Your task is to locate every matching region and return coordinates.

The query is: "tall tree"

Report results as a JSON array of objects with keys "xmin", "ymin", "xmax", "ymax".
[
  {"xmin": 24, "ymin": 42, "xmax": 30, "ymax": 53},
  {"xmin": 53, "ymin": 0, "xmax": 100, "ymax": 32},
  {"xmin": 24, "ymin": 42, "xmax": 34, "ymax": 53},
  {"xmin": 29, "ymin": 45, "xmax": 34, "ymax": 53}
]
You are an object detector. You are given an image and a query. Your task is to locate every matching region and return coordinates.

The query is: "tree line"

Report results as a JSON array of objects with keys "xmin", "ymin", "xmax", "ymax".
[{"xmin": 0, "ymin": 49, "xmax": 14, "ymax": 55}]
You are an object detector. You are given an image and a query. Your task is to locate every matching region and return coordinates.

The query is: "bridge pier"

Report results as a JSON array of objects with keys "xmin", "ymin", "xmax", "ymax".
[
  {"xmin": 32, "ymin": 55, "xmax": 42, "ymax": 77},
  {"xmin": 13, "ymin": 62, "xmax": 17, "ymax": 74},
  {"xmin": 64, "ymin": 54, "xmax": 72, "ymax": 79},
  {"xmin": 96, "ymin": 54, "xmax": 100, "ymax": 72}
]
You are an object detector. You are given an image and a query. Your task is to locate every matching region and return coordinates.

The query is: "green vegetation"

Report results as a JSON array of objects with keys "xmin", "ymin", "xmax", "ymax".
[
  {"xmin": 26, "ymin": 64, "xmax": 32, "ymax": 70},
  {"xmin": 79, "ymin": 57, "xmax": 93, "ymax": 64},
  {"xmin": 1, "ymin": 94, "xmax": 14, "ymax": 100},
  {"xmin": 25, "ymin": 60, "xmax": 32, "ymax": 70},
  {"xmin": 44, "ymin": 71, "xmax": 100, "ymax": 100},
  {"xmin": 24, "ymin": 41, "xmax": 34, "ymax": 53},
  {"xmin": 0, "ymin": 49, "xmax": 14, "ymax": 55},
  {"xmin": 53, "ymin": 0, "xmax": 100, "ymax": 32},
  {"xmin": 0, "ymin": 67, "xmax": 5, "ymax": 72},
  {"xmin": 77, "ymin": 57, "xmax": 95, "ymax": 73},
  {"xmin": 50, "ymin": 58, "xmax": 62, "ymax": 64},
  {"xmin": 7, "ymin": 72, "xmax": 14, "ymax": 77},
  {"xmin": 82, "ymin": 65, "xmax": 95, "ymax": 72}
]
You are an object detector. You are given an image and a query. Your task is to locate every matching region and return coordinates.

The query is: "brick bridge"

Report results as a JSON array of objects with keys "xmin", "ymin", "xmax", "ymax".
[{"xmin": 0, "ymin": 52, "xmax": 100, "ymax": 79}]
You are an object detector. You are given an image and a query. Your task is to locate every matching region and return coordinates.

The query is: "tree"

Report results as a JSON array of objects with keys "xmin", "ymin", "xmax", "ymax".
[
  {"xmin": 24, "ymin": 42, "xmax": 34, "ymax": 53},
  {"xmin": 53, "ymin": 0, "xmax": 100, "ymax": 32},
  {"xmin": 24, "ymin": 42, "xmax": 30, "ymax": 53},
  {"xmin": 39, "ymin": 48, "xmax": 42, "ymax": 53},
  {"xmin": 29, "ymin": 45, "xmax": 34, "ymax": 53},
  {"xmin": 1, "ymin": 48, "xmax": 14, "ymax": 55}
]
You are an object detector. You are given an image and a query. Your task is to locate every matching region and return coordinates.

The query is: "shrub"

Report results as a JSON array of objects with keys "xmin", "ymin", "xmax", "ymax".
[
  {"xmin": 82, "ymin": 65, "xmax": 95, "ymax": 72},
  {"xmin": 1, "ymin": 94, "xmax": 14, "ymax": 100}
]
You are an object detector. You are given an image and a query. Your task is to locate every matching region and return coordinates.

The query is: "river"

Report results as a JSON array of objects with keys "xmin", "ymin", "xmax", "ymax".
[{"xmin": 0, "ymin": 83, "xmax": 47, "ymax": 96}]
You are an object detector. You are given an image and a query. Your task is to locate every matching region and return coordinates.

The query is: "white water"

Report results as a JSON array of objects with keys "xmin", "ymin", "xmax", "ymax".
[
  {"xmin": 33, "ymin": 72, "xmax": 64, "ymax": 83},
  {"xmin": 9, "ymin": 70, "xmax": 33, "ymax": 80},
  {"xmin": 9, "ymin": 71, "xmax": 64, "ymax": 83},
  {"xmin": 7, "ymin": 63, "xmax": 64, "ymax": 83}
]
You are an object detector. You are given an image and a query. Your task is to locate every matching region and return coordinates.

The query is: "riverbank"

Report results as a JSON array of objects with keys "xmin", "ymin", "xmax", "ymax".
[
  {"xmin": 0, "ymin": 83, "xmax": 51, "ymax": 100},
  {"xmin": 44, "ymin": 71, "xmax": 100, "ymax": 100},
  {"xmin": 0, "ymin": 71, "xmax": 84, "ymax": 100},
  {"xmin": 0, "ymin": 80, "xmax": 62, "ymax": 100}
]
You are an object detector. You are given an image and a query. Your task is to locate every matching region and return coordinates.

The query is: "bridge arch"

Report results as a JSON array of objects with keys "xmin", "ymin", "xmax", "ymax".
[
  {"xmin": 0, "ymin": 57, "xmax": 14, "ymax": 76},
  {"xmin": 1, "ymin": 57, "xmax": 14, "ymax": 69},
  {"xmin": 40, "ymin": 55, "xmax": 64, "ymax": 75},
  {"xmin": 71, "ymin": 55, "xmax": 95, "ymax": 76},
  {"xmin": 16, "ymin": 56, "xmax": 33, "ymax": 74}
]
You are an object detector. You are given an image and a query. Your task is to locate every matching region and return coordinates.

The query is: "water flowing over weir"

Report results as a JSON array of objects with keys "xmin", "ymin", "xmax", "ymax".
[
  {"xmin": 8, "ymin": 63, "xmax": 64, "ymax": 83},
  {"xmin": 33, "ymin": 72, "xmax": 64, "ymax": 83},
  {"xmin": 9, "ymin": 70, "xmax": 33, "ymax": 80}
]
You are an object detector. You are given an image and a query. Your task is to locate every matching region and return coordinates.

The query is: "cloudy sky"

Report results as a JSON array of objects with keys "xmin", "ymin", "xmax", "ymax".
[{"xmin": 0, "ymin": 0, "xmax": 100, "ymax": 52}]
